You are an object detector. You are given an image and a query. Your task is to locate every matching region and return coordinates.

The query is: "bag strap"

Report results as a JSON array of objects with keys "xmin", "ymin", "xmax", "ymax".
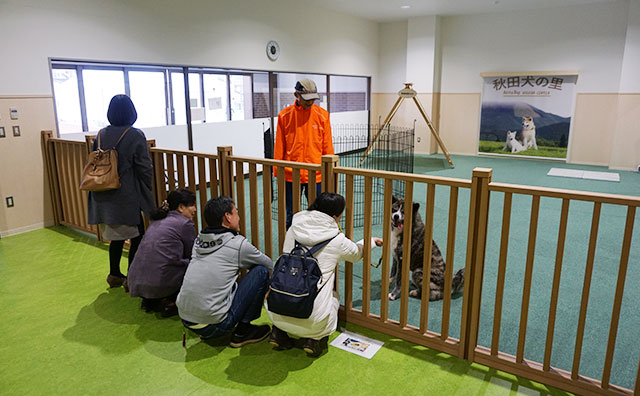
[
  {"xmin": 306, "ymin": 234, "xmax": 338, "ymax": 257},
  {"xmin": 113, "ymin": 127, "xmax": 132, "ymax": 149},
  {"xmin": 96, "ymin": 129, "xmax": 105, "ymax": 150},
  {"xmin": 96, "ymin": 127, "xmax": 132, "ymax": 151}
]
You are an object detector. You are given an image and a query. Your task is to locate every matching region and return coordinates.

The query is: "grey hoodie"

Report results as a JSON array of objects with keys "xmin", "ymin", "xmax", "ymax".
[{"xmin": 176, "ymin": 229, "xmax": 273, "ymax": 324}]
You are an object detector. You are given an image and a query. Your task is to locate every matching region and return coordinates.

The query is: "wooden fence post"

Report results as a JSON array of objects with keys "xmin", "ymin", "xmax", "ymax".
[
  {"xmin": 217, "ymin": 146, "xmax": 234, "ymax": 199},
  {"xmin": 460, "ymin": 167, "xmax": 492, "ymax": 360},
  {"xmin": 321, "ymin": 155, "xmax": 339, "ymax": 193},
  {"xmin": 41, "ymin": 130, "xmax": 62, "ymax": 226}
]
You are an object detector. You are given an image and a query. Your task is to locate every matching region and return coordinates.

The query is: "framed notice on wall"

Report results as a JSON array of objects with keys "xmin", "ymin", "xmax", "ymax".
[{"xmin": 478, "ymin": 71, "xmax": 578, "ymax": 160}]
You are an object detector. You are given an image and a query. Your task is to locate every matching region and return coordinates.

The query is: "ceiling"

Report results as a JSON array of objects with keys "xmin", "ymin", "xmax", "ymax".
[{"xmin": 302, "ymin": 0, "xmax": 616, "ymax": 22}]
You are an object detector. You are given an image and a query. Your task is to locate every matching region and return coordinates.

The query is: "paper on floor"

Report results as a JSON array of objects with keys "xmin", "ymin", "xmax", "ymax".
[
  {"xmin": 330, "ymin": 330, "xmax": 383, "ymax": 359},
  {"xmin": 547, "ymin": 168, "xmax": 619, "ymax": 182}
]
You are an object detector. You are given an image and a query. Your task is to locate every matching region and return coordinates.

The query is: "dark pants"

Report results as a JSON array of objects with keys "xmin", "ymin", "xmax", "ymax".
[
  {"xmin": 285, "ymin": 181, "xmax": 322, "ymax": 229},
  {"xmin": 183, "ymin": 265, "xmax": 269, "ymax": 339},
  {"xmin": 109, "ymin": 220, "xmax": 145, "ymax": 277}
]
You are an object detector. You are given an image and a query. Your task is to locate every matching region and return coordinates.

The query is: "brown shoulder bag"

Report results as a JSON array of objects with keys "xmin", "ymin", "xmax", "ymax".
[{"xmin": 79, "ymin": 127, "xmax": 131, "ymax": 191}]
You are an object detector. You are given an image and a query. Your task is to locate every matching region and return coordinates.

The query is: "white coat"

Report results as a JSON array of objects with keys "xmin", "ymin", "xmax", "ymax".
[{"xmin": 266, "ymin": 210, "xmax": 376, "ymax": 340}]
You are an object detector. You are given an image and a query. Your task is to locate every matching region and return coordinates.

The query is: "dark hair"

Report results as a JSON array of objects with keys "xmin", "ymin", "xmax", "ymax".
[
  {"xmin": 150, "ymin": 189, "xmax": 196, "ymax": 220},
  {"xmin": 204, "ymin": 196, "xmax": 235, "ymax": 228},
  {"xmin": 308, "ymin": 192, "xmax": 345, "ymax": 218},
  {"xmin": 107, "ymin": 94, "xmax": 137, "ymax": 126}
]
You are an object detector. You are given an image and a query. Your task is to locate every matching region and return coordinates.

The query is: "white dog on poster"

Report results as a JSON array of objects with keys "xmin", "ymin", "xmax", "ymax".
[
  {"xmin": 503, "ymin": 130, "xmax": 526, "ymax": 153},
  {"xmin": 522, "ymin": 116, "xmax": 538, "ymax": 150}
]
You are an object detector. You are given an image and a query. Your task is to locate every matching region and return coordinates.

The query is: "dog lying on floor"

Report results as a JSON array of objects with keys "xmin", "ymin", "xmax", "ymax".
[{"xmin": 388, "ymin": 196, "xmax": 465, "ymax": 301}]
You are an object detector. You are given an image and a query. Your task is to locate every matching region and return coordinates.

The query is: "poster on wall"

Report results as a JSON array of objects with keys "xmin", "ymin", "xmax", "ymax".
[{"xmin": 478, "ymin": 72, "xmax": 577, "ymax": 159}]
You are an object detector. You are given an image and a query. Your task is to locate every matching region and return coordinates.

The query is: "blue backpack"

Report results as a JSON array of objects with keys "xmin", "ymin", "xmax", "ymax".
[{"xmin": 267, "ymin": 236, "xmax": 337, "ymax": 319}]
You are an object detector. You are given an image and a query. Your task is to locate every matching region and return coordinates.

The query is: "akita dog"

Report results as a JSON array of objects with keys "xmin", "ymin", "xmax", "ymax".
[
  {"xmin": 503, "ymin": 130, "xmax": 526, "ymax": 153},
  {"xmin": 388, "ymin": 196, "xmax": 465, "ymax": 301},
  {"xmin": 522, "ymin": 116, "xmax": 538, "ymax": 150}
]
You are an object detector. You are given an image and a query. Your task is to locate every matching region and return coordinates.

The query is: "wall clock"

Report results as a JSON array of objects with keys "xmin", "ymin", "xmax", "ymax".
[{"xmin": 267, "ymin": 40, "xmax": 280, "ymax": 61}]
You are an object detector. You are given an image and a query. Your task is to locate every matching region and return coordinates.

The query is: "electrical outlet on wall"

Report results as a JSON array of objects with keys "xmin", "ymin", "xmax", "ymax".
[
  {"xmin": 12, "ymin": 126, "xmax": 20, "ymax": 137},
  {"xmin": 6, "ymin": 196, "xmax": 14, "ymax": 208}
]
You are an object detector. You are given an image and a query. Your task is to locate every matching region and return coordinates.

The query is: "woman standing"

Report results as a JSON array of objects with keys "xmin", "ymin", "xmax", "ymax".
[
  {"xmin": 266, "ymin": 192, "xmax": 382, "ymax": 356},
  {"xmin": 88, "ymin": 94, "xmax": 154, "ymax": 289},
  {"xmin": 127, "ymin": 189, "xmax": 197, "ymax": 317}
]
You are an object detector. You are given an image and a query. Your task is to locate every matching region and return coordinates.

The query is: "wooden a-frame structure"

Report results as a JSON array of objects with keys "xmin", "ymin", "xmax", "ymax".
[{"xmin": 360, "ymin": 83, "xmax": 454, "ymax": 167}]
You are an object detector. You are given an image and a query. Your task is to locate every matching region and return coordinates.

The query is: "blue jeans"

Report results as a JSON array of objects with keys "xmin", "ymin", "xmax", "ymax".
[
  {"xmin": 286, "ymin": 181, "xmax": 323, "ymax": 229},
  {"xmin": 183, "ymin": 265, "xmax": 269, "ymax": 339}
]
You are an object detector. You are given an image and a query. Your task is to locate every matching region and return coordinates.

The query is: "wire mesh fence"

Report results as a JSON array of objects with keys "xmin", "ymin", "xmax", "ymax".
[{"xmin": 270, "ymin": 123, "xmax": 415, "ymax": 227}]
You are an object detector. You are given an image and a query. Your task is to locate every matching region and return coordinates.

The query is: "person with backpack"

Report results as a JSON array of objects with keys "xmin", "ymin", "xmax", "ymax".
[
  {"xmin": 266, "ymin": 192, "xmax": 383, "ymax": 357},
  {"xmin": 87, "ymin": 94, "xmax": 154, "ymax": 290},
  {"xmin": 126, "ymin": 189, "xmax": 197, "ymax": 317},
  {"xmin": 177, "ymin": 196, "xmax": 273, "ymax": 347}
]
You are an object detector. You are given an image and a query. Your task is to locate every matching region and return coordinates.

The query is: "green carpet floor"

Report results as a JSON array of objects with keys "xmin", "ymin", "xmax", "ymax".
[{"xmin": 0, "ymin": 226, "xmax": 574, "ymax": 395}]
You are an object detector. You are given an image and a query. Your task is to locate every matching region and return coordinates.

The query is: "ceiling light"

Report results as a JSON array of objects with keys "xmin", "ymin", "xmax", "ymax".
[{"xmin": 400, "ymin": 5, "xmax": 410, "ymax": 9}]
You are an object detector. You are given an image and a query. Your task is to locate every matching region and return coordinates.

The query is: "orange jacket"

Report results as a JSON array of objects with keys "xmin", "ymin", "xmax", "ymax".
[{"xmin": 273, "ymin": 102, "xmax": 334, "ymax": 183}]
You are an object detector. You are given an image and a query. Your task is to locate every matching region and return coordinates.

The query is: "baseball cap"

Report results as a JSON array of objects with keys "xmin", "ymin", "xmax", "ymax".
[{"xmin": 295, "ymin": 78, "xmax": 320, "ymax": 101}]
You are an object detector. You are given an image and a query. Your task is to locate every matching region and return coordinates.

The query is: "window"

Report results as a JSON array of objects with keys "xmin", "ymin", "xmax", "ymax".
[
  {"xmin": 230, "ymin": 75, "xmax": 252, "ymax": 121},
  {"xmin": 188, "ymin": 73, "xmax": 203, "ymax": 124},
  {"xmin": 171, "ymin": 72, "xmax": 186, "ymax": 125},
  {"xmin": 252, "ymin": 73, "xmax": 270, "ymax": 118},
  {"xmin": 329, "ymin": 76, "xmax": 368, "ymax": 113},
  {"xmin": 50, "ymin": 60, "xmax": 370, "ymax": 138},
  {"xmin": 82, "ymin": 69, "xmax": 125, "ymax": 131},
  {"xmin": 51, "ymin": 69, "xmax": 82, "ymax": 133},
  {"xmin": 129, "ymin": 70, "xmax": 167, "ymax": 128},
  {"xmin": 203, "ymin": 74, "xmax": 228, "ymax": 123}
]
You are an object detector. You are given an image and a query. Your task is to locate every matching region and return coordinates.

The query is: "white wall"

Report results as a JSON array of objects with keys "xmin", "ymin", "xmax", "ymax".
[
  {"xmin": 619, "ymin": 0, "xmax": 640, "ymax": 92},
  {"xmin": 406, "ymin": 16, "xmax": 438, "ymax": 92},
  {"xmin": 0, "ymin": 0, "xmax": 378, "ymax": 96},
  {"xmin": 439, "ymin": 1, "xmax": 630, "ymax": 93},
  {"xmin": 376, "ymin": 21, "xmax": 408, "ymax": 93}
]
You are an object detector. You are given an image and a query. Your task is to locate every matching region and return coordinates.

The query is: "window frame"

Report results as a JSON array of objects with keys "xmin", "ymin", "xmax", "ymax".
[{"xmin": 49, "ymin": 58, "xmax": 371, "ymax": 149}]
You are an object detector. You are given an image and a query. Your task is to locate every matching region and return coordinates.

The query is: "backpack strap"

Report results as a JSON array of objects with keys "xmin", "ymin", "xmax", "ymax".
[
  {"xmin": 113, "ymin": 127, "xmax": 132, "ymax": 149},
  {"xmin": 306, "ymin": 234, "xmax": 338, "ymax": 256},
  {"xmin": 96, "ymin": 126, "xmax": 131, "ymax": 151},
  {"xmin": 96, "ymin": 129, "xmax": 105, "ymax": 150}
]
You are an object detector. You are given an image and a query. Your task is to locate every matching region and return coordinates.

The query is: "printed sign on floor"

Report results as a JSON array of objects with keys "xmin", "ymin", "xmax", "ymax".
[{"xmin": 330, "ymin": 330, "xmax": 383, "ymax": 359}]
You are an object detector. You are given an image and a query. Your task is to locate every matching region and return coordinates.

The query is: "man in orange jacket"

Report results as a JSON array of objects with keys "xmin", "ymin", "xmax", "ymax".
[{"xmin": 274, "ymin": 78, "xmax": 334, "ymax": 228}]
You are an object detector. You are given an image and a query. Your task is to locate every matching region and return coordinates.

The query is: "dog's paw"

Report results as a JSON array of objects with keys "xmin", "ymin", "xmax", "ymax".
[{"xmin": 409, "ymin": 290, "xmax": 420, "ymax": 298}]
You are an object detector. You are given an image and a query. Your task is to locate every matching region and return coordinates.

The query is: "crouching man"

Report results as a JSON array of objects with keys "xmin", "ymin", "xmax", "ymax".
[{"xmin": 177, "ymin": 196, "xmax": 273, "ymax": 347}]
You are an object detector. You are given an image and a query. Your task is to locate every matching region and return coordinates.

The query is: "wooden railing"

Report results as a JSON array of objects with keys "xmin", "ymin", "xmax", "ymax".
[
  {"xmin": 41, "ymin": 131, "xmax": 96, "ymax": 234},
  {"xmin": 333, "ymin": 165, "xmax": 475, "ymax": 358},
  {"xmin": 41, "ymin": 131, "xmax": 639, "ymax": 395},
  {"xmin": 469, "ymin": 179, "xmax": 640, "ymax": 396}
]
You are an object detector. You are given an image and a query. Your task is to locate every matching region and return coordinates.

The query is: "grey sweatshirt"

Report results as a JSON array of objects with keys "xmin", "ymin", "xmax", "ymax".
[{"xmin": 176, "ymin": 229, "xmax": 274, "ymax": 324}]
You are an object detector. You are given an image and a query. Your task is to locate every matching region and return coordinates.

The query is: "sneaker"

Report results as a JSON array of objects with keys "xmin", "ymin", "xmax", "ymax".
[
  {"xmin": 302, "ymin": 337, "xmax": 324, "ymax": 357},
  {"xmin": 106, "ymin": 274, "xmax": 126, "ymax": 288},
  {"xmin": 122, "ymin": 278, "xmax": 129, "ymax": 293},
  {"xmin": 160, "ymin": 301, "xmax": 178, "ymax": 318},
  {"xmin": 141, "ymin": 298, "xmax": 162, "ymax": 313},
  {"xmin": 229, "ymin": 324, "xmax": 271, "ymax": 348},
  {"xmin": 269, "ymin": 326, "xmax": 294, "ymax": 350}
]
